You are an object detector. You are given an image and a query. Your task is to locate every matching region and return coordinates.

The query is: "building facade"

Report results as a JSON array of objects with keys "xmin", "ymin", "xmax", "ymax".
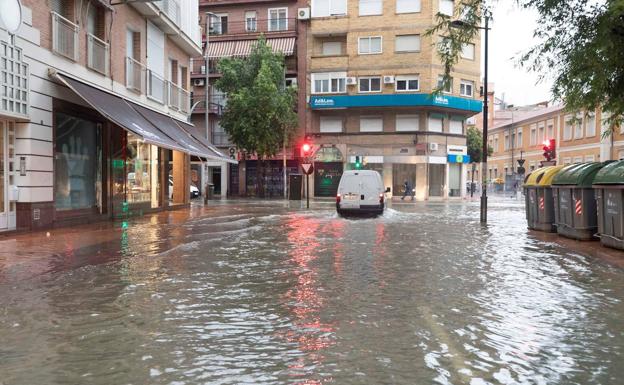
[
  {"xmin": 0, "ymin": 0, "xmax": 232, "ymax": 233},
  {"xmin": 192, "ymin": 0, "xmax": 307, "ymax": 197},
  {"xmin": 304, "ymin": 0, "xmax": 482, "ymax": 199},
  {"xmin": 488, "ymin": 105, "xmax": 624, "ymax": 190}
]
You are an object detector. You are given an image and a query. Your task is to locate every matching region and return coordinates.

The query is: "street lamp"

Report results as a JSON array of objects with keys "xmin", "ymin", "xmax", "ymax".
[{"xmin": 450, "ymin": 11, "xmax": 491, "ymax": 223}]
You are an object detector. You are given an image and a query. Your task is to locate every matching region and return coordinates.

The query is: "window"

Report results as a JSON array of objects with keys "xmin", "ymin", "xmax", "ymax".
[
  {"xmin": 396, "ymin": 75, "xmax": 419, "ymax": 91},
  {"xmin": 358, "ymin": 77, "xmax": 382, "ymax": 93},
  {"xmin": 494, "ymin": 135, "xmax": 499, "ymax": 151},
  {"xmin": 395, "ymin": 35, "xmax": 420, "ymax": 52},
  {"xmin": 573, "ymin": 156, "xmax": 583, "ymax": 163},
  {"xmin": 517, "ymin": 128, "xmax": 523, "ymax": 147},
  {"xmin": 269, "ymin": 8, "xmax": 288, "ymax": 31},
  {"xmin": 127, "ymin": 134, "xmax": 158, "ymax": 204},
  {"xmin": 312, "ymin": 0, "xmax": 347, "ymax": 17},
  {"xmin": 449, "ymin": 118, "xmax": 463, "ymax": 134},
  {"xmin": 530, "ymin": 124, "xmax": 537, "ymax": 145},
  {"xmin": 586, "ymin": 113, "xmax": 596, "ymax": 137},
  {"xmin": 428, "ymin": 115, "xmax": 443, "ymax": 132},
  {"xmin": 397, "ymin": 0, "xmax": 421, "ymax": 13},
  {"xmin": 311, "ymin": 72, "xmax": 346, "ymax": 94},
  {"xmin": 285, "ymin": 76, "xmax": 297, "ymax": 88},
  {"xmin": 461, "ymin": 43, "xmax": 475, "ymax": 60},
  {"xmin": 322, "ymin": 41, "xmax": 342, "ymax": 55},
  {"xmin": 439, "ymin": 0, "xmax": 454, "ymax": 16},
  {"xmin": 459, "ymin": 80, "xmax": 474, "ymax": 97},
  {"xmin": 358, "ymin": 36, "xmax": 382, "ymax": 54},
  {"xmin": 437, "ymin": 75, "xmax": 452, "ymax": 93},
  {"xmin": 360, "ymin": 116, "xmax": 383, "ymax": 132},
  {"xmin": 396, "ymin": 114, "xmax": 419, "ymax": 131},
  {"xmin": 359, "ymin": 0, "xmax": 382, "ymax": 15},
  {"xmin": 210, "ymin": 13, "xmax": 228, "ymax": 35},
  {"xmin": 87, "ymin": 4, "xmax": 105, "ymax": 39},
  {"xmin": 504, "ymin": 133, "xmax": 509, "ymax": 150},
  {"xmin": 547, "ymin": 121, "xmax": 554, "ymax": 139},
  {"xmin": 563, "ymin": 115, "xmax": 573, "ymax": 140},
  {"xmin": 245, "ymin": 11, "xmax": 257, "ymax": 32},
  {"xmin": 585, "ymin": 155, "xmax": 595, "ymax": 162},
  {"xmin": 320, "ymin": 116, "xmax": 343, "ymax": 132},
  {"xmin": 574, "ymin": 114, "xmax": 583, "ymax": 139},
  {"xmin": 538, "ymin": 123, "xmax": 545, "ymax": 144}
]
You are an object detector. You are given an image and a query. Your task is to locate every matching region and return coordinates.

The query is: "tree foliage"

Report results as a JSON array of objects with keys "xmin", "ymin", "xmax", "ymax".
[
  {"xmin": 428, "ymin": 0, "xmax": 623, "ymax": 133},
  {"xmin": 215, "ymin": 36, "xmax": 298, "ymax": 159},
  {"xmin": 466, "ymin": 126, "xmax": 493, "ymax": 163}
]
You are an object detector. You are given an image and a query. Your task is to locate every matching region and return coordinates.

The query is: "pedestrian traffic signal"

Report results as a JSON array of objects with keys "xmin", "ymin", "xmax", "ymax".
[{"xmin": 543, "ymin": 139, "xmax": 556, "ymax": 161}]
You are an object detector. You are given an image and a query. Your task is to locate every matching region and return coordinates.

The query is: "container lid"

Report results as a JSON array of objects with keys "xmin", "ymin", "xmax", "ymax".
[
  {"xmin": 593, "ymin": 160, "xmax": 624, "ymax": 185},
  {"xmin": 552, "ymin": 162, "xmax": 606, "ymax": 187},
  {"xmin": 523, "ymin": 165, "xmax": 565, "ymax": 187}
]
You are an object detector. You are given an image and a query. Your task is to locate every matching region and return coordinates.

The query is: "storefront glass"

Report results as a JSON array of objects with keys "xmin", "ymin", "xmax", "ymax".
[
  {"xmin": 126, "ymin": 133, "xmax": 159, "ymax": 207},
  {"xmin": 54, "ymin": 112, "xmax": 101, "ymax": 211},
  {"xmin": 449, "ymin": 163, "xmax": 461, "ymax": 197},
  {"xmin": 429, "ymin": 164, "xmax": 445, "ymax": 197},
  {"xmin": 393, "ymin": 164, "xmax": 416, "ymax": 198},
  {"xmin": 314, "ymin": 162, "xmax": 343, "ymax": 197}
]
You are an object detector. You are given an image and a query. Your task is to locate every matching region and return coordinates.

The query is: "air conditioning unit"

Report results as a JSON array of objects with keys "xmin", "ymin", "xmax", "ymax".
[
  {"xmin": 298, "ymin": 7, "xmax": 311, "ymax": 20},
  {"xmin": 346, "ymin": 77, "xmax": 357, "ymax": 85},
  {"xmin": 383, "ymin": 75, "xmax": 395, "ymax": 84},
  {"xmin": 286, "ymin": 77, "xmax": 298, "ymax": 86},
  {"xmin": 193, "ymin": 78, "xmax": 205, "ymax": 87},
  {"xmin": 428, "ymin": 142, "xmax": 439, "ymax": 152}
]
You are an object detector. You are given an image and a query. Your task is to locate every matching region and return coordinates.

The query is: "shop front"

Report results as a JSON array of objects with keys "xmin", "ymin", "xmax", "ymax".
[{"xmin": 0, "ymin": 119, "xmax": 16, "ymax": 231}]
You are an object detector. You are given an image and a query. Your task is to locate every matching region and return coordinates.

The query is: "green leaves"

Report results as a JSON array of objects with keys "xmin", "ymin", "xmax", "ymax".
[{"xmin": 215, "ymin": 36, "xmax": 298, "ymax": 159}]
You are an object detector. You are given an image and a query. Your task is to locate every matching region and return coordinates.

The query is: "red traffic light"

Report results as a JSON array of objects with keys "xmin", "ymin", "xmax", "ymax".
[
  {"xmin": 542, "ymin": 139, "xmax": 556, "ymax": 161},
  {"xmin": 302, "ymin": 143, "xmax": 311, "ymax": 153}
]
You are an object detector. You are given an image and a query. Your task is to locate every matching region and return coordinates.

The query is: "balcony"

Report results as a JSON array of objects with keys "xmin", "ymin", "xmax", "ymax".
[
  {"xmin": 125, "ymin": 57, "xmax": 145, "ymax": 93},
  {"xmin": 51, "ymin": 12, "xmax": 79, "ymax": 61},
  {"xmin": 157, "ymin": 0, "xmax": 181, "ymax": 26},
  {"xmin": 168, "ymin": 82, "xmax": 190, "ymax": 114},
  {"xmin": 147, "ymin": 70, "xmax": 167, "ymax": 104},
  {"xmin": 87, "ymin": 34, "xmax": 109, "ymax": 76},
  {"xmin": 212, "ymin": 131, "xmax": 232, "ymax": 147},
  {"xmin": 190, "ymin": 93, "xmax": 226, "ymax": 115},
  {"xmin": 206, "ymin": 18, "xmax": 297, "ymax": 40},
  {"xmin": 190, "ymin": 58, "xmax": 219, "ymax": 77}
]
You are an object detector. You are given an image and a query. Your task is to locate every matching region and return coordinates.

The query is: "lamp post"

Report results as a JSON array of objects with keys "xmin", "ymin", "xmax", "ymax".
[{"xmin": 451, "ymin": 10, "xmax": 491, "ymax": 223}]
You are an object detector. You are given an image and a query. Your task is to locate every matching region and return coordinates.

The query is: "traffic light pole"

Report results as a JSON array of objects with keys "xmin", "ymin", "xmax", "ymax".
[
  {"xmin": 480, "ymin": 14, "xmax": 490, "ymax": 224},
  {"xmin": 306, "ymin": 174, "xmax": 310, "ymax": 209}
]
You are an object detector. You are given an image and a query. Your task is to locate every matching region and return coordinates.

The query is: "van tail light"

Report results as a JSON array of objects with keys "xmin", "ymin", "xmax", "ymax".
[
  {"xmin": 336, "ymin": 194, "xmax": 341, "ymax": 204},
  {"xmin": 379, "ymin": 193, "xmax": 384, "ymax": 204}
]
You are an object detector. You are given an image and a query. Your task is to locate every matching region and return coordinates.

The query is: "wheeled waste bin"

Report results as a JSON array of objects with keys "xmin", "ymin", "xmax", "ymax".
[
  {"xmin": 523, "ymin": 165, "xmax": 564, "ymax": 232},
  {"xmin": 593, "ymin": 160, "xmax": 624, "ymax": 250},
  {"xmin": 551, "ymin": 162, "xmax": 608, "ymax": 240},
  {"xmin": 289, "ymin": 174, "xmax": 303, "ymax": 200}
]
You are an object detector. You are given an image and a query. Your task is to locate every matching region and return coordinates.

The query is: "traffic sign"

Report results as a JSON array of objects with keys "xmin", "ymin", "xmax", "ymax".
[
  {"xmin": 301, "ymin": 163, "xmax": 314, "ymax": 175},
  {"xmin": 517, "ymin": 159, "xmax": 526, "ymax": 166}
]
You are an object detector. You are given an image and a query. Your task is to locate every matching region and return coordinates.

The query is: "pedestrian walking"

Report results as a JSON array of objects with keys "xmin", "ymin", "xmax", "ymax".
[{"xmin": 401, "ymin": 180, "xmax": 410, "ymax": 200}]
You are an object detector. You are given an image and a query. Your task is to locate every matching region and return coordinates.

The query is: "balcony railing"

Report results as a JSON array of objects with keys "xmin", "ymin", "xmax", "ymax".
[
  {"xmin": 212, "ymin": 131, "xmax": 232, "ymax": 146},
  {"xmin": 87, "ymin": 33, "xmax": 109, "ymax": 75},
  {"xmin": 190, "ymin": 58, "xmax": 218, "ymax": 76},
  {"xmin": 147, "ymin": 70, "xmax": 167, "ymax": 104},
  {"xmin": 158, "ymin": 0, "xmax": 181, "ymax": 26},
  {"xmin": 168, "ymin": 82, "xmax": 190, "ymax": 114},
  {"xmin": 125, "ymin": 57, "xmax": 145, "ymax": 93},
  {"xmin": 51, "ymin": 12, "xmax": 79, "ymax": 61},
  {"xmin": 207, "ymin": 18, "xmax": 297, "ymax": 38}
]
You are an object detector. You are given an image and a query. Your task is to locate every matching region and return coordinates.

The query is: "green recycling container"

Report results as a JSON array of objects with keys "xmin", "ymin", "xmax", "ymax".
[
  {"xmin": 523, "ymin": 165, "xmax": 565, "ymax": 232},
  {"xmin": 593, "ymin": 160, "xmax": 624, "ymax": 250},
  {"xmin": 552, "ymin": 162, "xmax": 608, "ymax": 240}
]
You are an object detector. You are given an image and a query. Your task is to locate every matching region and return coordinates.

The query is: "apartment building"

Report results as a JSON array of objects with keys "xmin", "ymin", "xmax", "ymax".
[
  {"xmin": 488, "ymin": 105, "xmax": 624, "ymax": 189},
  {"xmin": 304, "ymin": 0, "xmax": 482, "ymax": 199},
  {"xmin": 0, "ymin": 0, "xmax": 233, "ymax": 232},
  {"xmin": 192, "ymin": 0, "xmax": 307, "ymax": 197}
]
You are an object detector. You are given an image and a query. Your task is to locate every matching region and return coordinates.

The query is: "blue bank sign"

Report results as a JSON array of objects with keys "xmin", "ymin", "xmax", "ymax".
[
  {"xmin": 309, "ymin": 93, "xmax": 482, "ymax": 112},
  {"xmin": 447, "ymin": 154, "xmax": 471, "ymax": 164}
]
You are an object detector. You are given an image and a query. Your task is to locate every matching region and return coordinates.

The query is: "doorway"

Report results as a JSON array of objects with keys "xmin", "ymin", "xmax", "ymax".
[
  {"xmin": 211, "ymin": 167, "xmax": 221, "ymax": 195},
  {"xmin": 0, "ymin": 121, "xmax": 7, "ymax": 230}
]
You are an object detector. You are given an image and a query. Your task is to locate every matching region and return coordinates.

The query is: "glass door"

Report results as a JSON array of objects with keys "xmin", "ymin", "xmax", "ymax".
[{"xmin": 0, "ymin": 121, "xmax": 6, "ymax": 229}]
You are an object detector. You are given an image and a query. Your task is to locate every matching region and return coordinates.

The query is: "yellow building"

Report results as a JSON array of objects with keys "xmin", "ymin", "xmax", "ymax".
[
  {"xmin": 488, "ymin": 105, "xmax": 624, "ymax": 189},
  {"xmin": 304, "ymin": 0, "xmax": 482, "ymax": 199}
]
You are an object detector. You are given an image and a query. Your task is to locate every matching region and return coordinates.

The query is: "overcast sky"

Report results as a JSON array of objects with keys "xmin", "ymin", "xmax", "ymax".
[{"xmin": 486, "ymin": 1, "xmax": 554, "ymax": 107}]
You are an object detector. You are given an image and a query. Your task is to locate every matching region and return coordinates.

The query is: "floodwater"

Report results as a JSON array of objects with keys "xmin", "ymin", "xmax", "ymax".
[{"xmin": 0, "ymin": 199, "xmax": 623, "ymax": 385}]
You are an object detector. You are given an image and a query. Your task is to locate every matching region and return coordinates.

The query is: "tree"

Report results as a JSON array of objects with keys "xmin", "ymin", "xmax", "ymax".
[
  {"xmin": 466, "ymin": 126, "xmax": 493, "ymax": 163},
  {"xmin": 428, "ymin": 0, "xmax": 623, "ymax": 133},
  {"xmin": 215, "ymin": 36, "xmax": 298, "ymax": 196}
]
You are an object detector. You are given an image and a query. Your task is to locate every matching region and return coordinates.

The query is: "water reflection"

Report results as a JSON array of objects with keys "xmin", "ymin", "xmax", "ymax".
[{"xmin": 0, "ymin": 200, "xmax": 623, "ymax": 384}]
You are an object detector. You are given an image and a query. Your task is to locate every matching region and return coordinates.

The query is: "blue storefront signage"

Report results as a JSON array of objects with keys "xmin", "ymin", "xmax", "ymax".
[
  {"xmin": 447, "ymin": 154, "xmax": 471, "ymax": 164},
  {"xmin": 309, "ymin": 93, "xmax": 483, "ymax": 112}
]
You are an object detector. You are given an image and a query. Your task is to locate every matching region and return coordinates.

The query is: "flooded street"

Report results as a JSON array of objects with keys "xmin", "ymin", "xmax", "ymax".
[{"xmin": 1, "ymin": 199, "xmax": 623, "ymax": 385}]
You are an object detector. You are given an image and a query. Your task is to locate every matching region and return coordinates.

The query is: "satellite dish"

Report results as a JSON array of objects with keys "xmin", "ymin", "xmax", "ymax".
[{"xmin": 0, "ymin": 0, "xmax": 23, "ymax": 34}]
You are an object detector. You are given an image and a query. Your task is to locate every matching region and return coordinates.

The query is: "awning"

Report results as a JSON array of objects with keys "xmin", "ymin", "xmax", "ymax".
[
  {"xmin": 55, "ymin": 73, "xmax": 186, "ymax": 153},
  {"xmin": 130, "ymin": 103, "xmax": 210, "ymax": 158},
  {"xmin": 173, "ymin": 120, "xmax": 238, "ymax": 164},
  {"xmin": 208, "ymin": 37, "xmax": 295, "ymax": 58}
]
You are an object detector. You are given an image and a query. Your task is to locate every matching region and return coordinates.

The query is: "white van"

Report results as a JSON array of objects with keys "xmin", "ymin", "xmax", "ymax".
[{"xmin": 336, "ymin": 170, "xmax": 389, "ymax": 216}]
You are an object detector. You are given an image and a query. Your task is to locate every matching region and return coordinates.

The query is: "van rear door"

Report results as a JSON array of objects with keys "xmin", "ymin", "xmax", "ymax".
[
  {"xmin": 360, "ymin": 175, "xmax": 380, "ymax": 206},
  {"xmin": 338, "ymin": 174, "xmax": 361, "ymax": 209}
]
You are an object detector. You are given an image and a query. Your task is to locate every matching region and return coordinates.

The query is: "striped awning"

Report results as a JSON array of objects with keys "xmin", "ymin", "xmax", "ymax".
[{"xmin": 208, "ymin": 38, "xmax": 295, "ymax": 58}]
